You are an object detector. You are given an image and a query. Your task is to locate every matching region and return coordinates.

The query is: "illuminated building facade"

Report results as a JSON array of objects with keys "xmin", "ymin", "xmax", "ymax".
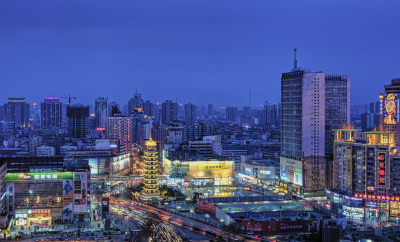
[
  {"xmin": 281, "ymin": 69, "xmax": 326, "ymax": 194},
  {"xmin": 380, "ymin": 78, "xmax": 400, "ymax": 145},
  {"xmin": 280, "ymin": 52, "xmax": 351, "ymax": 194},
  {"xmin": 330, "ymin": 125, "xmax": 400, "ymax": 221},
  {"xmin": 106, "ymin": 111, "xmax": 132, "ymax": 147},
  {"xmin": 164, "ymin": 158, "xmax": 234, "ymax": 187},
  {"xmin": 141, "ymin": 137, "xmax": 161, "ymax": 201},
  {"xmin": 5, "ymin": 171, "xmax": 90, "ymax": 227}
]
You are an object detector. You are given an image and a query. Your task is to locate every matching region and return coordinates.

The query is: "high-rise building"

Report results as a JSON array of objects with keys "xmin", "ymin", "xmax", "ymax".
[
  {"xmin": 184, "ymin": 122, "xmax": 213, "ymax": 141},
  {"xmin": 0, "ymin": 105, "xmax": 4, "ymax": 121},
  {"xmin": 370, "ymin": 102, "xmax": 375, "ymax": 114},
  {"xmin": 131, "ymin": 108, "xmax": 145, "ymax": 145},
  {"xmin": 265, "ymin": 102, "xmax": 278, "ymax": 126},
  {"xmin": 280, "ymin": 50, "xmax": 351, "ymax": 193},
  {"xmin": 361, "ymin": 113, "xmax": 375, "ymax": 131},
  {"xmin": 241, "ymin": 106, "xmax": 252, "ymax": 125},
  {"xmin": 281, "ymin": 69, "xmax": 326, "ymax": 193},
  {"xmin": 4, "ymin": 98, "xmax": 30, "ymax": 127},
  {"xmin": 184, "ymin": 103, "xmax": 196, "ymax": 125},
  {"xmin": 226, "ymin": 106, "xmax": 238, "ymax": 122},
  {"xmin": 161, "ymin": 100, "xmax": 178, "ymax": 124},
  {"xmin": 66, "ymin": 105, "xmax": 89, "ymax": 138},
  {"xmin": 141, "ymin": 137, "xmax": 161, "ymax": 201},
  {"xmin": 143, "ymin": 100, "xmax": 154, "ymax": 117},
  {"xmin": 41, "ymin": 97, "xmax": 63, "ymax": 127},
  {"xmin": 128, "ymin": 91, "xmax": 144, "ymax": 115},
  {"xmin": 95, "ymin": 97, "xmax": 108, "ymax": 128},
  {"xmin": 325, "ymin": 75, "xmax": 350, "ymax": 158},
  {"xmin": 208, "ymin": 104, "xmax": 214, "ymax": 117},
  {"xmin": 332, "ymin": 126, "xmax": 399, "ymax": 199},
  {"xmin": 106, "ymin": 106, "xmax": 132, "ymax": 146}
]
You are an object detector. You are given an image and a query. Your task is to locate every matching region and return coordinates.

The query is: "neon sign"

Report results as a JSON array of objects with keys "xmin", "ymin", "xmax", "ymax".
[
  {"xmin": 384, "ymin": 93, "xmax": 397, "ymax": 124},
  {"xmin": 377, "ymin": 152, "xmax": 387, "ymax": 188}
]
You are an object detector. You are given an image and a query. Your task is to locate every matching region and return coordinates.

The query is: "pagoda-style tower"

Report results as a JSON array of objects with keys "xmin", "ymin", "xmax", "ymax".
[{"xmin": 141, "ymin": 136, "xmax": 161, "ymax": 201}]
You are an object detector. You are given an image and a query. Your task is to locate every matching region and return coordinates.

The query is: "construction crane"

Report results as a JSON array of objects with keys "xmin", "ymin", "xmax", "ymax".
[{"xmin": 60, "ymin": 94, "xmax": 77, "ymax": 105}]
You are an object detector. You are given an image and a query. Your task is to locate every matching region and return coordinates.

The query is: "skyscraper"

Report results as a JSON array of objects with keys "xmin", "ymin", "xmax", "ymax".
[
  {"xmin": 66, "ymin": 105, "xmax": 89, "ymax": 138},
  {"xmin": 4, "ymin": 98, "xmax": 30, "ymax": 127},
  {"xmin": 184, "ymin": 103, "xmax": 196, "ymax": 125},
  {"xmin": 161, "ymin": 100, "xmax": 178, "ymax": 124},
  {"xmin": 95, "ymin": 97, "xmax": 108, "ymax": 128},
  {"xmin": 281, "ymin": 69, "xmax": 326, "ymax": 193},
  {"xmin": 280, "ymin": 50, "xmax": 351, "ymax": 193},
  {"xmin": 325, "ymin": 75, "xmax": 350, "ymax": 158},
  {"xmin": 208, "ymin": 104, "xmax": 214, "ymax": 117},
  {"xmin": 41, "ymin": 97, "xmax": 63, "ymax": 127}
]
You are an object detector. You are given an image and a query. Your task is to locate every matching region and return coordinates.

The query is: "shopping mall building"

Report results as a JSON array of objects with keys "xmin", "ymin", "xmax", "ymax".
[
  {"xmin": 1, "ymin": 157, "xmax": 91, "ymax": 230},
  {"xmin": 163, "ymin": 157, "xmax": 234, "ymax": 187}
]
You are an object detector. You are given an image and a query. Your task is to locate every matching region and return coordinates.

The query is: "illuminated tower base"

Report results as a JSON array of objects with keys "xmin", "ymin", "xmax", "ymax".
[{"xmin": 140, "ymin": 137, "xmax": 162, "ymax": 202}]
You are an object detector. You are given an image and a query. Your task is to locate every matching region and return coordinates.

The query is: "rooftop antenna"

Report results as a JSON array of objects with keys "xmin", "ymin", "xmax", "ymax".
[{"xmin": 293, "ymin": 48, "xmax": 298, "ymax": 70}]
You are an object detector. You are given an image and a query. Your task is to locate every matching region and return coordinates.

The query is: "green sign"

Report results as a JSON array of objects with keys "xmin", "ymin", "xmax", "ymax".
[{"xmin": 5, "ymin": 172, "xmax": 74, "ymax": 181}]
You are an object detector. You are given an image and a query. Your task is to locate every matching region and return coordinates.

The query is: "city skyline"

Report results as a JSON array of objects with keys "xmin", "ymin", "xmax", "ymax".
[{"xmin": 2, "ymin": 0, "xmax": 400, "ymax": 106}]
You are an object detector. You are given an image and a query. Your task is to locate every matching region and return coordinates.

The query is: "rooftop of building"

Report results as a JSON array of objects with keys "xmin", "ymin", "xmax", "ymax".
[{"xmin": 215, "ymin": 200, "xmax": 314, "ymax": 214}]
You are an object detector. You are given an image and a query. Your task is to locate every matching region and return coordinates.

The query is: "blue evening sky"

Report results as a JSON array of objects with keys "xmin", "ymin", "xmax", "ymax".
[{"xmin": 1, "ymin": 0, "xmax": 399, "ymax": 107}]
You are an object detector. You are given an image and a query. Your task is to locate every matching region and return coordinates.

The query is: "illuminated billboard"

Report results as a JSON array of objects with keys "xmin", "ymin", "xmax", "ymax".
[
  {"xmin": 280, "ymin": 157, "xmax": 303, "ymax": 186},
  {"xmin": 187, "ymin": 161, "xmax": 233, "ymax": 178},
  {"xmin": 384, "ymin": 93, "xmax": 399, "ymax": 125},
  {"xmin": 198, "ymin": 163, "xmax": 228, "ymax": 171},
  {"xmin": 6, "ymin": 172, "xmax": 74, "ymax": 181}
]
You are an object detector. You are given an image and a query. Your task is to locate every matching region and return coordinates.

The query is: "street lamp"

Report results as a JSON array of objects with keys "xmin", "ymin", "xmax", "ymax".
[
  {"xmin": 219, "ymin": 218, "xmax": 225, "ymax": 228},
  {"xmin": 205, "ymin": 214, "xmax": 210, "ymax": 223}
]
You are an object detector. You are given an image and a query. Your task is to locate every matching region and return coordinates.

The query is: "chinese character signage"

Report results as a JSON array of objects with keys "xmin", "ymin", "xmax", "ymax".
[
  {"xmin": 5, "ymin": 172, "xmax": 74, "ymax": 181},
  {"xmin": 198, "ymin": 163, "xmax": 229, "ymax": 170},
  {"xmin": 376, "ymin": 152, "xmax": 389, "ymax": 189}
]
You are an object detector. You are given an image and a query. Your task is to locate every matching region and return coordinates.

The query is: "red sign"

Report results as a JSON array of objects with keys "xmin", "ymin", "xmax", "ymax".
[
  {"xmin": 378, "ymin": 153, "xmax": 386, "ymax": 186},
  {"xmin": 197, "ymin": 201, "xmax": 216, "ymax": 216},
  {"xmin": 32, "ymin": 209, "xmax": 51, "ymax": 214},
  {"xmin": 242, "ymin": 220, "xmax": 319, "ymax": 233}
]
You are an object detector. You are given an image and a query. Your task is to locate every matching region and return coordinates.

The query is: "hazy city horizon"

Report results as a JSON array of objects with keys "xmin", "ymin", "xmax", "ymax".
[{"xmin": 2, "ymin": 1, "xmax": 400, "ymax": 106}]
